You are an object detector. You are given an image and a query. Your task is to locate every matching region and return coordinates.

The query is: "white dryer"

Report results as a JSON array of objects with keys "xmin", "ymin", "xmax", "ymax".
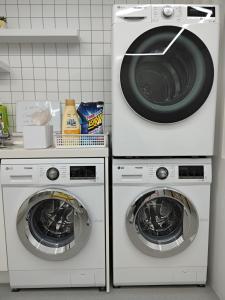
[
  {"xmin": 1, "ymin": 158, "xmax": 105, "ymax": 289},
  {"xmin": 112, "ymin": 5, "xmax": 219, "ymax": 156},
  {"xmin": 113, "ymin": 158, "xmax": 211, "ymax": 286}
]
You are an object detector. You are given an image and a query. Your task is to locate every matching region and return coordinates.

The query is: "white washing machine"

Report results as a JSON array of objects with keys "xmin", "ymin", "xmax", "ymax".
[
  {"xmin": 1, "ymin": 158, "xmax": 105, "ymax": 289},
  {"xmin": 113, "ymin": 158, "xmax": 211, "ymax": 286},
  {"xmin": 112, "ymin": 5, "xmax": 219, "ymax": 157}
]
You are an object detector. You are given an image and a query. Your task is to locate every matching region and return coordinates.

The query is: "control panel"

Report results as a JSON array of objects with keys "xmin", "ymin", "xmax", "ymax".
[
  {"xmin": 1, "ymin": 161, "xmax": 104, "ymax": 185},
  {"xmin": 113, "ymin": 159, "xmax": 212, "ymax": 184}
]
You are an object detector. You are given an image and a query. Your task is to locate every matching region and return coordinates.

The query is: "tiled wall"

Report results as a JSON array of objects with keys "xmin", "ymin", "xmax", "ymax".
[{"xmin": 0, "ymin": 0, "xmax": 218, "ymax": 133}]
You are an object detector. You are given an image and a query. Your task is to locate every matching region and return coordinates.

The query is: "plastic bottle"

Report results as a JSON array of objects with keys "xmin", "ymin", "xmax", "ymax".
[
  {"xmin": 62, "ymin": 99, "xmax": 80, "ymax": 134},
  {"xmin": 0, "ymin": 104, "xmax": 9, "ymax": 137}
]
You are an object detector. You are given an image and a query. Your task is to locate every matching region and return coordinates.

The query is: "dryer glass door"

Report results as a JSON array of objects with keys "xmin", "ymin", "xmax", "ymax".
[
  {"xmin": 120, "ymin": 26, "xmax": 214, "ymax": 123},
  {"xmin": 17, "ymin": 189, "xmax": 91, "ymax": 261},
  {"xmin": 126, "ymin": 188, "xmax": 199, "ymax": 257}
]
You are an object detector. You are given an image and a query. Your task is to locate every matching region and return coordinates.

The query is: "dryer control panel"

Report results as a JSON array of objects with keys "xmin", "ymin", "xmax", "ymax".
[{"xmin": 113, "ymin": 159, "xmax": 212, "ymax": 185}]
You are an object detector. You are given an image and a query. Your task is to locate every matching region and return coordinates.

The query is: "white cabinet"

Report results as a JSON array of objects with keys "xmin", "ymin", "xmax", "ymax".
[{"xmin": 0, "ymin": 167, "xmax": 7, "ymax": 271}]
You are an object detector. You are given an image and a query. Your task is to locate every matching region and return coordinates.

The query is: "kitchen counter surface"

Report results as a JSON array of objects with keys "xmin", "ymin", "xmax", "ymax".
[{"xmin": 0, "ymin": 145, "xmax": 109, "ymax": 159}]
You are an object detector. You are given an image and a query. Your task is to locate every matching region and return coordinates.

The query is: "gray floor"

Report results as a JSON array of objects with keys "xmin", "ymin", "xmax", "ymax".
[{"xmin": 0, "ymin": 285, "xmax": 219, "ymax": 300}]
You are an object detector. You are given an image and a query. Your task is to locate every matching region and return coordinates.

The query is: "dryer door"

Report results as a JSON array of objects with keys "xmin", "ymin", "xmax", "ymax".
[
  {"xmin": 17, "ymin": 189, "xmax": 91, "ymax": 261},
  {"xmin": 126, "ymin": 188, "xmax": 199, "ymax": 258},
  {"xmin": 120, "ymin": 26, "xmax": 214, "ymax": 123}
]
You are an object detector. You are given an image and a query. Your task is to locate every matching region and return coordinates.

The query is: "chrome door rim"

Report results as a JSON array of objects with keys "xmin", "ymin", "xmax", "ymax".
[
  {"xmin": 126, "ymin": 188, "xmax": 199, "ymax": 258},
  {"xmin": 17, "ymin": 188, "xmax": 91, "ymax": 261}
]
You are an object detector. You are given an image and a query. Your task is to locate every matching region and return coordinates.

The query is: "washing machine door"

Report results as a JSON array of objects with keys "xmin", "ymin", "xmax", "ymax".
[
  {"xmin": 120, "ymin": 26, "xmax": 214, "ymax": 123},
  {"xmin": 126, "ymin": 188, "xmax": 199, "ymax": 258},
  {"xmin": 17, "ymin": 189, "xmax": 91, "ymax": 261}
]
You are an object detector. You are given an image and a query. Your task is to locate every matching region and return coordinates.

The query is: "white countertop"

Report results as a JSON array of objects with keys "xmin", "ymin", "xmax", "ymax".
[{"xmin": 0, "ymin": 145, "xmax": 109, "ymax": 159}]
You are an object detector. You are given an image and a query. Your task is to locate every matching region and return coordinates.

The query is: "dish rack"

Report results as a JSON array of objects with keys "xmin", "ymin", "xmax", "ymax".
[{"xmin": 54, "ymin": 133, "xmax": 107, "ymax": 148}]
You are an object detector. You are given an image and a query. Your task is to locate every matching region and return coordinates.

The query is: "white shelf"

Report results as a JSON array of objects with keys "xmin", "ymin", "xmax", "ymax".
[
  {"xmin": 0, "ymin": 29, "xmax": 79, "ymax": 43},
  {"xmin": 0, "ymin": 61, "xmax": 10, "ymax": 73}
]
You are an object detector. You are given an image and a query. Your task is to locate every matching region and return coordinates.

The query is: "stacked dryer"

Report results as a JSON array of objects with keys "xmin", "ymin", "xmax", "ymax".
[{"xmin": 112, "ymin": 4, "xmax": 219, "ymax": 287}]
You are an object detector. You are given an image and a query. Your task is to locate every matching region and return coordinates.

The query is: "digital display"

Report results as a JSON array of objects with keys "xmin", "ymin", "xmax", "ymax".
[
  {"xmin": 187, "ymin": 6, "xmax": 215, "ymax": 18},
  {"xmin": 70, "ymin": 166, "xmax": 96, "ymax": 179},
  {"xmin": 179, "ymin": 166, "xmax": 204, "ymax": 179}
]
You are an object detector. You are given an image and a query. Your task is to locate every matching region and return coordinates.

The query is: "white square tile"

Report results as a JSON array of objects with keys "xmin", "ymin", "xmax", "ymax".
[
  {"xmin": 67, "ymin": 5, "xmax": 79, "ymax": 17},
  {"xmin": 69, "ymin": 80, "xmax": 81, "ymax": 92},
  {"xmin": 43, "ymin": 5, "xmax": 54, "ymax": 17},
  {"xmin": 104, "ymin": 80, "xmax": 111, "ymax": 91},
  {"xmin": 35, "ymin": 80, "xmax": 47, "ymax": 91},
  {"xmin": 21, "ymin": 56, "xmax": 33, "ymax": 67},
  {"xmin": 104, "ymin": 68, "xmax": 111, "ymax": 80},
  {"xmin": 34, "ymin": 68, "xmax": 46, "ymax": 80},
  {"xmin": 12, "ymin": 92, "xmax": 24, "ymax": 102},
  {"xmin": 43, "ymin": 18, "xmax": 55, "ymax": 29},
  {"xmin": 104, "ymin": 55, "xmax": 111, "ymax": 68},
  {"xmin": 31, "ymin": 18, "xmax": 43, "ymax": 29},
  {"xmin": 67, "ymin": 18, "xmax": 79, "ymax": 29},
  {"xmin": 45, "ymin": 56, "xmax": 57, "ymax": 67},
  {"xmin": 31, "ymin": 4, "xmax": 43, "ymax": 17},
  {"xmin": 91, "ymin": 5, "xmax": 103, "ymax": 17},
  {"xmin": 93, "ymin": 68, "xmax": 103, "ymax": 80},
  {"xmin": 9, "ymin": 56, "xmax": 21, "ymax": 68},
  {"xmin": 81, "ymin": 68, "xmax": 92, "ymax": 80},
  {"xmin": 58, "ymin": 80, "xmax": 69, "ymax": 92},
  {"xmin": 57, "ymin": 56, "xmax": 69, "ymax": 68},
  {"xmin": 104, "ymin": 43, "xmax": 111, "ymax": 55},
  {"xmin": 0, "ymin": 44, "xmax": 9, "ymax": 56},
  {"xmin": 55, "ymin": 18, "xmax": 68, "ymax": 29},
  {"xmin": 20, "ymin": 43, "xmax": 32, "ymax": 55},
  {"xmin": 32, "ymin": 44, "xmax": 45, "ymax": 55},
  {"xmin": 33, "ymin": 55, "xmax": 45, "ymax": 67},
  {"xmin": 56, "ymin": 44, "xmax": 68, "ymax": 55},
  {"xmin": 6, "ymin": 18, "xmax": 19, "ymax": 28},
  {"xmin": 103, "ymin": 17, "xmax": 111, "ymax": 30},
  {"xmin": 93, "ymin": 91, "xmax": 104, "ymax": 101},
  {"xmin": 93, "ymin": 80, "xmax": 104, "ymax": 91},
  {"xmin": 103, "ymin": 5, "xmax": 112, "ymax": 17},
  {"xmin": 81, "ymin": 80, "xmax": 92, "ymax": 91},
  {"xmin": 19, "ymin": 18, "xmax": 31, "ymax": 28},
  {"xmin": 92, "ymin": 31, "xmax": 104, "ymax": 43},
  {"xmin": 92, "ymin": 44, "xmax": 104, "ymax": 55},
  {"xmin": 10, "ymin": 80, "xmax": 23, "ymax": 92},
  {"xmin": 18, "ymin": 4, "xmax": 30, "ymax": 17},
  {"xmin": 69, "ymin": 69, "xmax": 81, "ymax": 80},
  {"xmin": 9, "ymin": 44, "xmax": 20, "ymax": 56},
  {"xmin": 80, "ymin": 31, "xmax": 92, "ymax": 43},
  {"xmin": 23, "ymin": 91, "xmax": 35, "ymax": 101},
  {"xmin": 11, "ymin": 68, "xmax": 22, "ymax": 80},
  {"xmin": 79, "ymin": 18, "xmax": 91, "ymax": 30},
  {"xmin": 0, "ymin": 5, "xmax": 6, "ymax": 15},
  {"xmin": 55, "ymin": 4, "xmax": 67, "ymax": 17},
  {"xmin": 104, "ymin": 30, "xmax": 111, "ymax": 43},
  {"xmin": 79, "ymin": 4, "xmax": 91, "ymax": 17},
  {"xmin": 80, "ymin": 43, "xmax": 92, "ymax": 55},
  {"xmin": 44, "ymin": 44, "xmax": 57, "ymax": 55},
  {"xmin": 68, "ymin": 44, "xmax": 80, "ymax": 56},
  {"xmin": 47, "ymin": 80, "xmax": 58, "ymax": 92},
  {"xmin": 81, "ymin": 56, "xmax": 92, "ymax": 68},
  {"xmin": 69, "ymin": 56, "xmax": 80, "ymax": 68},
  {"xmin": 35, "ymin": 92, "xmax": 47, "ymax": 101},
  {"xmin": 58, "ymin": 68, "xmax": 69, "ymax": 80},
  {"xmin": 92, "ymin": 55, "xmax": 104, "ymax": 68},
  {"xmin": 22, "ymin": 68, "xmax": 34, "ymax": 80},
  {"xmin": 46, "ymin": 68, "xmax": 58, "ymax": 80},
  {"xmin": 91, "ymin": 18, "xmax": 103, "ymax": 30},
  {"xmin": 6, "ymin": 5, "xmax": 18, "ymax": 17},
  {"xmin": 23, "ymin": 80, "xmax": 35, "ymax": 92}
]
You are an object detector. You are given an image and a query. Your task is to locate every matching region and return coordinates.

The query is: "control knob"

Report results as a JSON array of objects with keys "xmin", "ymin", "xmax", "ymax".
[
  {"xmin": 46, "ymin": 167, "xmax": 60, "ymax": 181},
  {"xmin": 162, "ymin": 6, "xmax": 174, "ymax": 17},
  {"xmin": 156, "ymin": 167, "xmax": 169, "ymax": 180}
]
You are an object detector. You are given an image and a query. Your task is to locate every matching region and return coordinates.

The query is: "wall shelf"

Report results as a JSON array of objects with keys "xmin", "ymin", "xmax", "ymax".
[
  {"xmin": 0, "ymin": 61, "xmax": 10, "ymax": 73},
  {"xmin": 0, "ymin": 29, "xmax": 79, "ymax": 43}
]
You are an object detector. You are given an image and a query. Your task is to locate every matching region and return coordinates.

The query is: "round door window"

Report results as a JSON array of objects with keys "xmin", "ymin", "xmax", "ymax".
[
  {"xmin": 17, "ymin": 189, "xmax": 91, "ymax": 261},
  {"xmin": 120, "ymin": 26, "xmax": 214, "ymax": 123},
  {"xmin": 126, "ymin": 189, "xmax": 199, "ymax": 258}
]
